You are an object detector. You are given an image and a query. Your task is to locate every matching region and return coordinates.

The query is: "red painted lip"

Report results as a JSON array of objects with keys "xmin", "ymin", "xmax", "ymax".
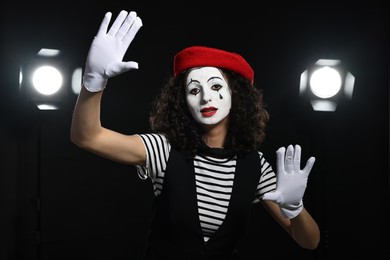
[{"xmin": 201, "ymin": 107, "xmax": 217, "ymax": 117}]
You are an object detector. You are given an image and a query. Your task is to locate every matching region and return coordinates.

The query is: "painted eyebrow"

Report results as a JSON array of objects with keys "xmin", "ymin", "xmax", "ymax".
[
  {"xmin": 207, "ymin": 76, "xmax": 223, "ymax": 82},
  {"xmin": 187, "ymin": 78, "xmax": 200, "ymax": 87},
  {"xmin": 186, "ymin": 76, "xmax": 223, "ymax": 87}
]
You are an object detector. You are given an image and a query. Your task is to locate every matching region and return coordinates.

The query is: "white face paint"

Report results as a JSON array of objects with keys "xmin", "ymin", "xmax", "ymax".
[{"xmin": 185, "ymin": 67, "xmax": 232, "ymax": 125}]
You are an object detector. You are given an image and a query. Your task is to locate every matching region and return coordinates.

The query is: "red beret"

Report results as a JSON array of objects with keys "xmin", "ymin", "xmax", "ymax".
[{"xmin": 173, "ymin": 46, "xmax": 254, "ymax": 84}]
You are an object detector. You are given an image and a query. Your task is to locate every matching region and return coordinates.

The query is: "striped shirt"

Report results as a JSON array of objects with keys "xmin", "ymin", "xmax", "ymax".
[{"xmin": 135, "ymin": 133, "xmax": 276, "ymax": 241}]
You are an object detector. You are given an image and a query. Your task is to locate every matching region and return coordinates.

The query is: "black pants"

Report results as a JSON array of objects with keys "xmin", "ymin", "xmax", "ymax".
[{"xmin": 143, "ymin": 246, "xmax": 238, "ymax": 260}]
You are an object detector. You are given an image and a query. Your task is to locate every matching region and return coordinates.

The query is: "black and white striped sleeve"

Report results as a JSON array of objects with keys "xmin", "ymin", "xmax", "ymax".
[{"xmin": 134, "ymin": 133, "xmax": 171, "ymax": 182}]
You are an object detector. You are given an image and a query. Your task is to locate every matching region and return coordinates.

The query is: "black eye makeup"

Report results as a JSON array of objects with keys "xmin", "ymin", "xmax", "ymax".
[{"xmin": 189, "ymin": 88, "xmax": 200, "ymax": 96}]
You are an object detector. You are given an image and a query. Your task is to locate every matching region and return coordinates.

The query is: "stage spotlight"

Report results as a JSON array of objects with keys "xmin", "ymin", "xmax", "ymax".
[
  {"xmin": 299, "ymin": 59, "xmax": 355, "ymax": 112},
  {"xmin": 19, "ymin": 48, "xmax": 82, "ymax": 110}
]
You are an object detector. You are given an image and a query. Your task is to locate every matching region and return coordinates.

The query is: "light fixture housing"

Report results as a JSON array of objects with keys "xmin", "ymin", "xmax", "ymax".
[
  {"xmin": 19, "ymin": 48, "xmax": 82, "ymax": 110},
  {"xmin": 299, "ymin": 59, "xmax": 355, "ymax": 112}
]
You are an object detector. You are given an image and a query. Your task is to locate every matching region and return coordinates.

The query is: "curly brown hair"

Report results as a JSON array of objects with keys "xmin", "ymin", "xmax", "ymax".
[{"xmin": 149, "ymin": 68, "xmax": 269, "ymax": 157}]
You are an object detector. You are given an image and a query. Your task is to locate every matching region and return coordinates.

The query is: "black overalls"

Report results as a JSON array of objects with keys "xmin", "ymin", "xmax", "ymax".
[{"xmin": 144, "ymin": 147, "xmax": 261, "ymax": 260}]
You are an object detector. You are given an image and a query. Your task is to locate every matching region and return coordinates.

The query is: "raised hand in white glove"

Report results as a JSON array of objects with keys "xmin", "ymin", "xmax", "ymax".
[
  {"xmin": 83, "ymin": 10, "xmax": 143, "ymax": 92},
  {"xmin": 262, "ymin": 144, "xmax": 315, "ymax": 219}
]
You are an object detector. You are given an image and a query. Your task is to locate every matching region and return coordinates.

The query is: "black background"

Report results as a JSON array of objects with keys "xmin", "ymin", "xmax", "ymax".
[{"xmin": 1, "ymin": 2, "xmax": 389, "ymax": 260}]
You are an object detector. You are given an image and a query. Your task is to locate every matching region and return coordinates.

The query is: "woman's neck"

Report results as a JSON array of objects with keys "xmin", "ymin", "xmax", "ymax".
[{"xmin": 202, "ymin": 118, "xmax": 228, "ymax": 148}]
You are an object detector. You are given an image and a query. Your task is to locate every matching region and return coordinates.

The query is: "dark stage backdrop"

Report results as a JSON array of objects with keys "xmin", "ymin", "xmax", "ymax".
[{"xmin": 1, "ymin": 2, "xmax": 389, "ymax": 260}]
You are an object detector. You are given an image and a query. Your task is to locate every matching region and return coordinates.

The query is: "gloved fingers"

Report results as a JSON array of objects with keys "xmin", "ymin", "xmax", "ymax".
[
  {"xmin": 285, "ymin": 144, "xmax": 294, "ymax": 173},
  {"xmin": 302, "ymin": 156, "xmax": 316, "ymax": 177},
  {"xmin": 276, "ymin": 146, "xmax": 286, "ymax": 174},
  {"xmin": 96, "ymin": 12, "xmax": 113, "ymax": 37},
  {"xmin": 122, "ymin": 16, "xmax": 143, "ymax": 47},
  {"xmin": 122, "ymin": 61, "xmax": 139, "ymax": 70},
  {"xmin": 262, "ymin": 190, "xmax": 282, "ymax": 204},
  {"xmin": 115, "ymin": 11, "xmax": 138, "ymax": 41},
  {"xmin": 293, "ymin": 144, "xmax": 302, "ymax": 172},
  {"xmin": 105, "ymin": 61, "xmax": 139, "ymax": 77},
  {"xmin": 107, "ymin": 10, "xmax": 129, "ymax": 38}
]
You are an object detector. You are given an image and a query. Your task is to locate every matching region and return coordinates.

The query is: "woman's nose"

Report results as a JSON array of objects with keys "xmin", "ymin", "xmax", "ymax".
[{"xmin": 202, "ymin": 92, "xmax": 212, "ymax": 103}]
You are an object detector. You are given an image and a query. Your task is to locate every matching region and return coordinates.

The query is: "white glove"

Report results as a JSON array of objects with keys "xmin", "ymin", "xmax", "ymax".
[
  {"xmin": 262, "ymin": 144, "xmax": 315, "ymax": 219},
  {"xmin": 83, "ymin": 10, "xmax": 143, "ymax": 92}
]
